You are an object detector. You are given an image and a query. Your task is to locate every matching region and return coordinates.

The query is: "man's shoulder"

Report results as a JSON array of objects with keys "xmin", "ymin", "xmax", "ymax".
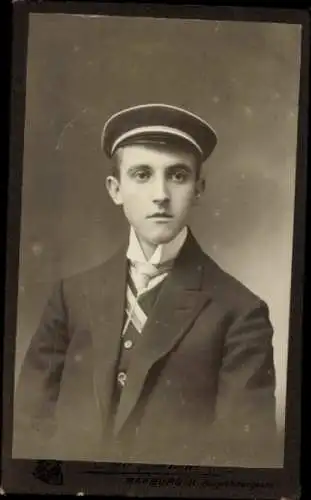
[
  {"xmin": 197, "ymin": 242, "xmax": 265, "ymax": 312},
  {"xmin": 60, "ymin": 245, "xmax": 126, "ymax": 290}
]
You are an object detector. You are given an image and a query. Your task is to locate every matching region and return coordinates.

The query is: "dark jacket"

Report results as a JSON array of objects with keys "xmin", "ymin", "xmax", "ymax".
[{"xmin": 13, "ymin": 232, "xmax": 282, "ymax": 467}]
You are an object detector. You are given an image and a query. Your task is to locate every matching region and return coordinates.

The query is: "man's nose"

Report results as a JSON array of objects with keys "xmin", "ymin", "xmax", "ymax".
[{"xmin": 152, "ymin": 177, "xmax": 170, "ymax": 204}]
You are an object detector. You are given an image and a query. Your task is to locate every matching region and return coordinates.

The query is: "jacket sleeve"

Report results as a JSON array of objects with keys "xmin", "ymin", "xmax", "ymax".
[
  {"xmin": 205, "ymin": 300, "xmax": 282, "ymax": 467},
  {"xmin": 13, "ymin": 280, "xmax": 70, "ymax": 459}
]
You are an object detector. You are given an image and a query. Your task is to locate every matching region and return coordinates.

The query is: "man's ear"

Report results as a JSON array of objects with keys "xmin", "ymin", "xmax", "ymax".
[
  {"xmin": 193, "ymin": 177, "xmax": 205, "ymax": 204},
  {"xmin": 105, "ymin": 176, "xmax": 123, "ymax": 206}
]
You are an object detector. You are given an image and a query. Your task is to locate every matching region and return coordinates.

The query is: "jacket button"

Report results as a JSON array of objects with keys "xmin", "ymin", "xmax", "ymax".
[{"xmin": 117, "ymin": 372, "xmax": 127, "ymax": 387}]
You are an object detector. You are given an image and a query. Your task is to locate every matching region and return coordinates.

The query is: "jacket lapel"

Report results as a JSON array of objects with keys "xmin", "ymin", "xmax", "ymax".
[
  {"xmin": 113, "ymin": 233, "xmax": 212, "ymax": 435},
  {"xmin": 82, "ymin": 244, "xmax": 128, "ymax": 429}
]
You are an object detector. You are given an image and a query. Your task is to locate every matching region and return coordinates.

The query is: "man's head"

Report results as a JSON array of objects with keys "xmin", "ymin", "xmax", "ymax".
[
  {"xmin": 101, "ymin": 103, "xmax": 217, "ymax": 249},
  {"xmin": 106, "ymin": 141, "xmax": 205, "ymax": 248}
]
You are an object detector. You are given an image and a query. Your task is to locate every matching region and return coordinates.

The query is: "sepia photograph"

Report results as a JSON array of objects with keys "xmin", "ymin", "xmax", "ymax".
[{"xmin": 2, "ymin": 2, "xmax": 308, "ymax": 497}]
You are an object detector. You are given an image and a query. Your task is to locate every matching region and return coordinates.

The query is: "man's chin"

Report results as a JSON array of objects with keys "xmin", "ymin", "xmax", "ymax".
[{"xmin": 142, "ymin": 226, "xmax": 183, "ymax": 246}]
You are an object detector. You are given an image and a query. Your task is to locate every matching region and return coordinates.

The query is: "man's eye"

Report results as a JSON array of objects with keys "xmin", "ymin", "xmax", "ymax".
[
  {"xmin": 170, "ymin": 171, "xmax": 188, "ymax": 183},
  {"xmin": 133, "ymin": 170, "xmax": 151, "ymax": 181}
]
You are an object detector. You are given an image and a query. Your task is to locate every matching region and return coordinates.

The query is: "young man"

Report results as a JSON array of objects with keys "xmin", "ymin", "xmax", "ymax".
[{"xmin": 13, "ymin": 104, "xmax": 281, "ymax": 467}]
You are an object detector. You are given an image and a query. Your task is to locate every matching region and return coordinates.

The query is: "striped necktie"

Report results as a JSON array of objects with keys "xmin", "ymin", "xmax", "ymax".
[
  {"xmin": 130, "ymin": 260, "xmax": 174, "ymax": 294},
  {"xmin": 121, "ymin": 260, "xmax": 174, "ymax": 337}
]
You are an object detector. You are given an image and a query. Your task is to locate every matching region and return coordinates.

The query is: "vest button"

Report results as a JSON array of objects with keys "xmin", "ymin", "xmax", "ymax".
[
  {"xmin": 124, "ymin": 340, "xmax": 133, "ymax": 349},
  {"xmin": 117, "ymin": 372, "xmax": 127, "ymax": 387}
]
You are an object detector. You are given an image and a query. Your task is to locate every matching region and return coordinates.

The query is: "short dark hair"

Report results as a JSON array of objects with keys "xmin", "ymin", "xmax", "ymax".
[
  {"xmin": 110, "ymin": 149, "xmax": 122, "ymax": 179},
  {"xmin": 109, "ymin": 142, "xmax": 202, "ymax": 180}
]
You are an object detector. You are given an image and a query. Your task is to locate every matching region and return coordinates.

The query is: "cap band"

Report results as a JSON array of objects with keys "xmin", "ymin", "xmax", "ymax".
[{"xmin": 110, "ymin": 125, "xmax": 204, "ymax": 156}]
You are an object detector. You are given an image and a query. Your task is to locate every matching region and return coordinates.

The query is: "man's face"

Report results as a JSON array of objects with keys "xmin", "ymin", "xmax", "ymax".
[{"xmin": 106, "ymin": 143, "xmax": 205, "ymax": 247}]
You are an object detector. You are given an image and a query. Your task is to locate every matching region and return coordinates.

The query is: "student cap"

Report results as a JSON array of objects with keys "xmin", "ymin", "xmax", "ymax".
[{"xmin": 101, "ymin": 103, "xmax": 217, "ymax": 162}]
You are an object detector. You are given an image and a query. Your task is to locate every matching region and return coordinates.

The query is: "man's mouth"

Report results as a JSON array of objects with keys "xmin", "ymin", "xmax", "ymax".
[{"xmin": 147, "ymin": 213, "xmax": 173, "ymax": 219}]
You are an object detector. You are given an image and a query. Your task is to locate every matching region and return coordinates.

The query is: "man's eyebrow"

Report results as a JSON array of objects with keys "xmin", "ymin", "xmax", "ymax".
[
  {"xmin": 127, "ymin": 164, "xmax": 152, "ymax": 171},
  {"xmin": 166, "ymin": 163, "xmax": 194, "ymax": 171},
  {"xmin": 125, "ymin": 163, "xmax": 194, "ymax": 172}
]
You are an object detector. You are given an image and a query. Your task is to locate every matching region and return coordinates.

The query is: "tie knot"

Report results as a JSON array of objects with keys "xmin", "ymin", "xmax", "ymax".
[
  {"xmin": 133, "ymin": 261, "xmax": 173, "ymax": 277},
  {"xmin": 136, "ymin": 262, "xmax": 161, "ymax": 277},
  {"xmin": 131, "ymin": 260, "xmax": 174, "ymax": 292}
]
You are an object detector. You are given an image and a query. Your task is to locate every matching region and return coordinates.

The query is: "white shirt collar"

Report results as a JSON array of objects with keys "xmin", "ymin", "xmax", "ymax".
[{"xmin": 126, "ymin": 226, "xmax": 188, "ymax": 265}]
